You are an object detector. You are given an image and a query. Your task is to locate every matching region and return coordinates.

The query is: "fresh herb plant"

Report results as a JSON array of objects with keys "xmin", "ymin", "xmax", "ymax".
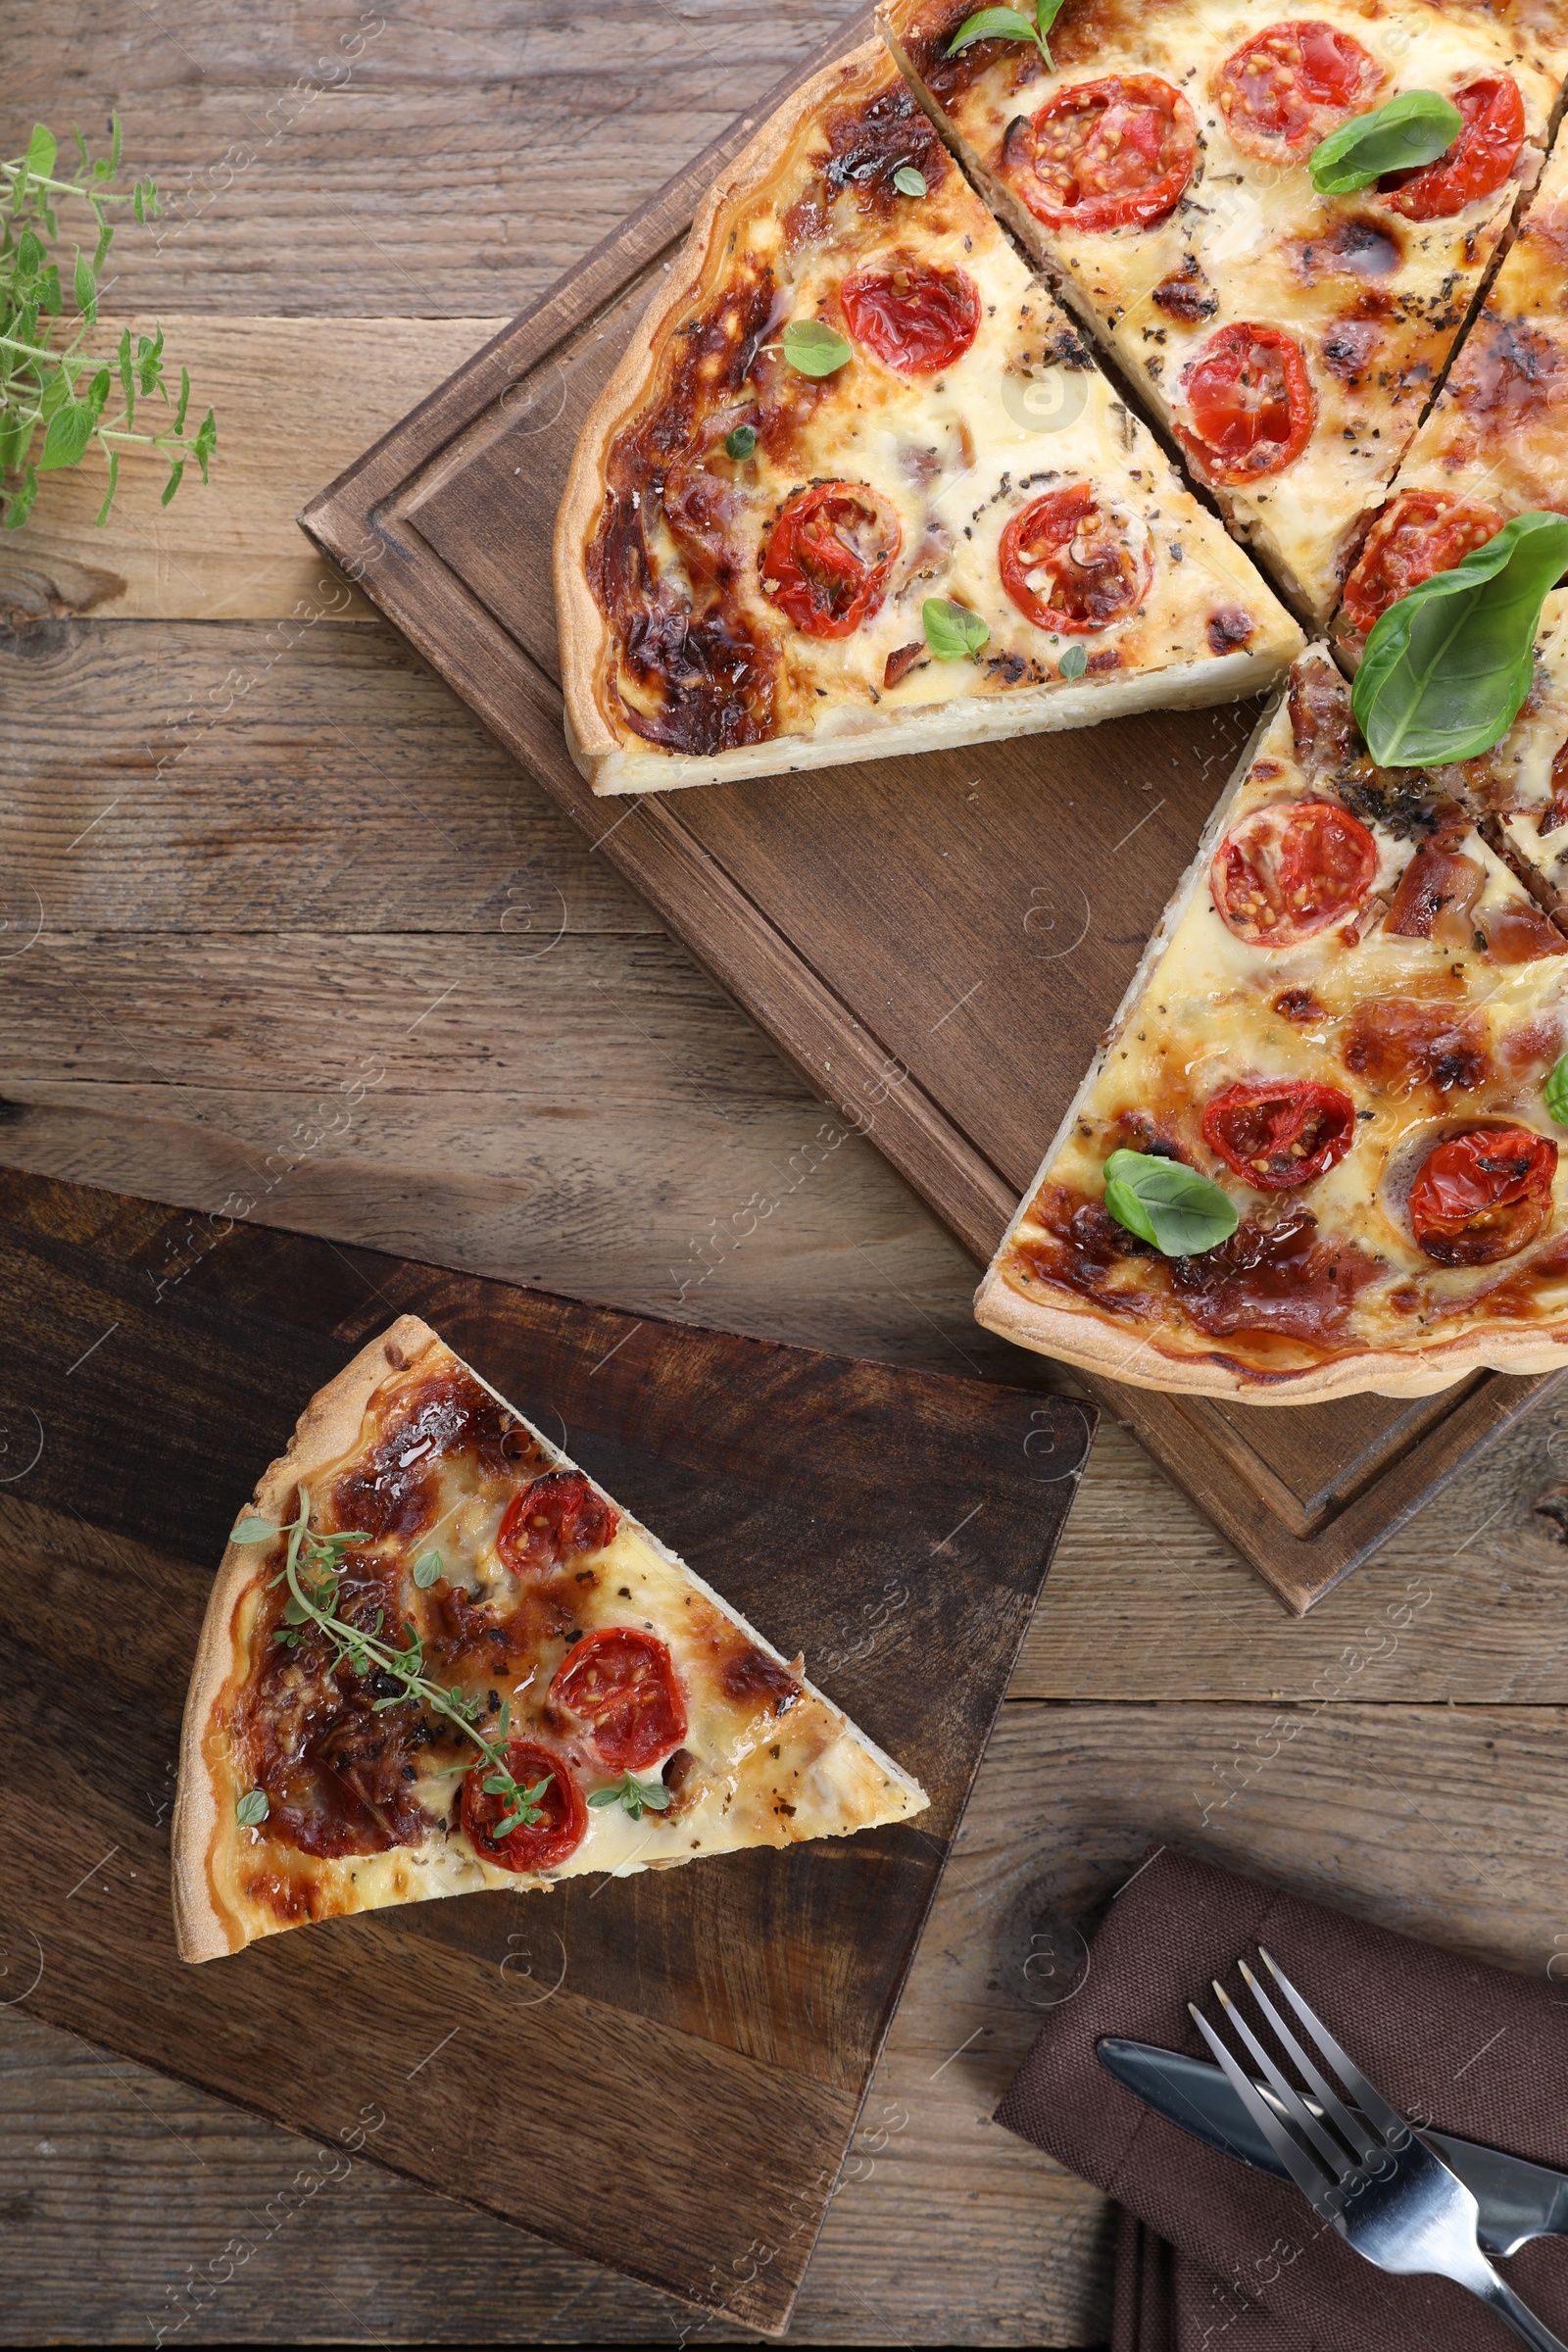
[
  {"xmin": 1309, "ymin": 90, "xmax": 1462, "ymax": 195},
  {"xmin": 1102, "ymin": 1148, "xmax": 1238, "ymax": 1257},
  {"xmin": 922, "ymin": 596, "xmax": 990, "ymax": 659},
  {"xmin": 1350, "ymin": 511, "xmax": 1568, "ymax": 766},
  {"xmin": 946, "ymin": 2, "xmax": 1068, "ymax": 68},
  {"xmin": 230, "ymin": 1492, "xmax": 551, "ymax": 1838},
  {"xmin": 1546, "ymin": 1054, "xmax": 1568, "ymax": 1125},
  {"xmin": 587, "ymin": 1772, "xmax": 673, "ymax": 1822},
  {"xmin": 1, "ymin": 116, "xmax": 216, "ymax": 530}
]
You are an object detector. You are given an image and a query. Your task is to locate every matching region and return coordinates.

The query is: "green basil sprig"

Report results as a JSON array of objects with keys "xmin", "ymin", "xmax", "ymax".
[
  {"xmin": 1545, "ymin": 1054, "xmax": 1568, "ymax": 1124},
  {"xmin": 923, "ymin": 596, "xmax": 990, "ymax": 659},
  {"xmin": 1102, "ymin": 1148, "xmax": 1238, "ymax": 1257},
  {"xmin": 946, "ymin": 2, "xmax": 1067, "ymax": 68},
  {"xmin": 778, "ymin": 318, "xmax": 851, "ymax": 377},
  {"xmin": 1309, "ymin": 90, "xmax": 1462, "ymax": 195},
  {"xmin": 1350, "ymin": 511, "xmax": 1568, "ymax": 766},
  {"xmin": 588, "ymin": 1772, "xmax": 673, "ymax": 1822}
]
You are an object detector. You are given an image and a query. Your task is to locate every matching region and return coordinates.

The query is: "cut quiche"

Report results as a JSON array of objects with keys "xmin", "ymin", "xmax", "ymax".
[
  {"xmin": 881, "ymin": 0, "xmax": 1568, "ymax": 628},
  {"xmin": 553, "ymin": 38, "xmax": 1301, "ymax": 795},
  {"xmin": 173, "ymin": 1315, "xmax": 926, "ymax": 1960},
  {"xmin": 973, "ymin": 649, "xmax": 1568, "ymax": 1402}
]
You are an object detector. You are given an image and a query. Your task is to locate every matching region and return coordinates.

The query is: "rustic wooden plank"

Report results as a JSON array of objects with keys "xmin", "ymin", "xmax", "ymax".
[
  {"xmin": 0, "ymin": 1171, "xmax": 1081, "ymax": 2333},
  {"xmin": 10, "ymin": 1690, "xmax": 1566, "ymax": 2344},
  {"xmin": 0, "ymin": 616, "xmax": 652, "ymax": 936},
  {"xmin": 0, "ymin": 321, "xmax": 507, "ymax": 623},
  {"xmin": 1016, "ymin": 1410, "xmax": 1568, "ymax": 1704},
  {"xmin": 0, "ymin": 1, "xmax": 857, "ymax": 314}
]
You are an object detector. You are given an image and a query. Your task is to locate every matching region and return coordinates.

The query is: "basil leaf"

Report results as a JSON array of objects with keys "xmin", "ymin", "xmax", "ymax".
[
  {"xmin": 1351, "ymin": 511, "xmax": 1568, "ymax": 766},
  {"xmin": 412, "ymin": 1549, "xmax": 442, "ymax": 1589},
  {"xmin": 1309, "ymin": 90, "xmax": 1462, "ymax": 196},
  {"xmin": 922, "ymin": 596, "xmax": 990, "ymax": 660},
  {"xmin": 780, "ymin": 318, "xmax": 851, "ymax": 377},
  {"xmin": 946, "ymin": 6, "xmax": 1043, "ymax": 56},
  {"xmin": 24, "ymin": 125, "xmax": 58, "ymax": 186},
  {"xmin": 1102, "ymin": 1148, "xmax": 1238, "ymax": 1258},
  {"xmin": 587, "ymin": 1785, "xmax": 623, "ymax": 1807},
  {"xmin": 235, "ymin": 1788, "xmax": 269, "ymax": 1827},
  {"xmin": 1546, "ymin": 1054, "xmax": 1568, "ymax": 1125},
  {"xmin": 892, "ymin": 165, "xmax": 927, "ymax": 198},
  {"xmin": 637, "ymin": 1778, "xmax": 672, "ymax": 1811},
  {"xmin": 724, "ymin": 422, "xmax": 757, "ymax": 460},
  {"xmin": 1059, "ymin": 643, "xmax": 1089, "ymax": 680},
  {"xmin": 1037, "ymin": 0, "xmax": 1067, "ymax": 38},
  {"xmin": 230, "ymin": 1516, "xmax": 277, "ymax": 1544}
]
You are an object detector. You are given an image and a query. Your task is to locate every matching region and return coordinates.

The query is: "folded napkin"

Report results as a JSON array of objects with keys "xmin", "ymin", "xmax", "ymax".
[{"xmin": 996, "ymin": 1847, "xmax": 1568, "ymax": 2350}]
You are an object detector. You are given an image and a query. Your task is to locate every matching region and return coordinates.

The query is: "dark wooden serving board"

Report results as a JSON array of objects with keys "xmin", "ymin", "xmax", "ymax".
[
  {"xmin": 299, "ymin": 11, "xmax": 1566, "ymax": 1614},
  {"xmin": 0, "ymin": 1168, "xmax": 1086, "ymax": 2335}
]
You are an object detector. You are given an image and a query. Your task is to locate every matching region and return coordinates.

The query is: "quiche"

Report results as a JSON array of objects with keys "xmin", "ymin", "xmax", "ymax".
[
  {"xmin": 973, "ymin": 649, "xmax": 1568, "ymax": 1401},
  {"xmin": 554, "ymin": 38, "xmax": 1301, "ymax": 795},
  {"xmin": 173, "ymin": 1316, "xmax": 927, "ymax": 1959},
  {"xmin": 881, "ymin": 0, "xmax": 1568, "ymax": 627}
]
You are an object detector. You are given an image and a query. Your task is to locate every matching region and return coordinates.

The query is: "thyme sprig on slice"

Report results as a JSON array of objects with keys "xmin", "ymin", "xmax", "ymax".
[
  {"xmin": 587, "ymin": 1772, "xmax": 673, "ymax": 1822},
  {"xmin": 229, "ymin": 1492, "xmax": 552, "ymax": 1836}
]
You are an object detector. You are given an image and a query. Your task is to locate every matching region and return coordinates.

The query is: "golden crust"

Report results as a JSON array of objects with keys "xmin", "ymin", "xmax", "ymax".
[
  {"xmin": 972, "ymin": 1262, "xmax": 1568, "ymax": 1403},
  {"xmin": 552, "ymin": 42, "xmax": 896, "ymax": 788},
  {"xmin": 171, "ymin": 1315, "xmax": 441, "ymax": 1962}
]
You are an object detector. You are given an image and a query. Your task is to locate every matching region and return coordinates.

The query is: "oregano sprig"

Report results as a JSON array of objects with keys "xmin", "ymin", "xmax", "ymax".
[
  {"xmin": 229, "ymin": 1491, "xmax": 551, "ymax": 1838},
  {"xmin": 1, "ymin": 116, "xmax": 217, "ymax": 530}
]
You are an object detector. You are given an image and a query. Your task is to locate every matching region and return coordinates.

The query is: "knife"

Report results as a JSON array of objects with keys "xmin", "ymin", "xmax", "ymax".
[{"xmin": 1098, "ymin": 2035, "xmax": 1568, "ymax": 2259}]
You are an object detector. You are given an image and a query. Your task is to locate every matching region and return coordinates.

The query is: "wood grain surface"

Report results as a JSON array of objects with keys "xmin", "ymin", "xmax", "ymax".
[
  {"xmin": 0, "ymin": 1168, "xmax": 1087, "ymax": 2336},
  {"xmin": 6, "ymin": 2, "xmax": 1568, "ymax": 2344}
]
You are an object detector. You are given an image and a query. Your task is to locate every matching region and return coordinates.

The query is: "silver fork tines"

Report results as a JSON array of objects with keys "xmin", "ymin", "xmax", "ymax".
[{"xmin": 1188, "ymin": 1951, "xmax": 1568, "ymax": 2352}]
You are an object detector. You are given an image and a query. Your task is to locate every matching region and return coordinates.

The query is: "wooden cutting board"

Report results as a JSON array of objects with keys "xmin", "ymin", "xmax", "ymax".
[
  {"xmin": 299, "ymin": 12, "xmax": 1567, "ymax": 1615},
  {"xmin": 0, "ymin": 1168, "xmax": 1086, "ymax": 2336}
]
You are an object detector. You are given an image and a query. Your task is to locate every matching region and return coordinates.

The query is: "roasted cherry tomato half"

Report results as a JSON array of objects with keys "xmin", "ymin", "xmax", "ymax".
[
  {"xmin": 1407, "ymin": 1127, "xmax": 1557, "ymax": 1265},
  {"xmin": 1201, "ymin": 1079, "xmax": 1357, "ymax": 1190},
  {"xmin": 1211, "ymin": 798, "xmax": 1379, "ymax": 948},
  {"xmin": 1382, "ymin": 75, "xmax": 1525, "ymax": 221},
  {"xmin": 999, "ymin": 483, "xmax": 1151, "ymax": 634},
  {"xmin": 760, "ymin": 481, "xmax": 902, "ymax": 639},
  {"xmin": 462, "ymin": 1739, "xmax": 587, "ymax": 1873},
  {"xmin": 497, "ymin": 1469, "xmax": 619, "ymax": 1576},
  {"xmin": 840, "ymin": 258, "xmax": 980, "ymax": 375},
  {"xmin": 549, "ymin": 1627, "xmax": 689, "ymax": 1775},
  {"xmin": 1341, "ymin": 489, "xmax": 1504, "ymax": 636},
  {"xmin": 1215, "ymin": 20, "xmax": 1385, "ymax": 159},
  {"xmin": 1178, "ymin": 323, "xmax": 1315, "ymax": 486},
  {"xmin": 1002, "ymin": 74, "xmax": 1197, "ymax": 232}
]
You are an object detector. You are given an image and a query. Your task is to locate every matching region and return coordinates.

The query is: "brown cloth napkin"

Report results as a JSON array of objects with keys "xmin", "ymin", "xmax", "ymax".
[{"xmin": 996, "ymin": 1847, "xmax": 1568, "ymax": 2350}]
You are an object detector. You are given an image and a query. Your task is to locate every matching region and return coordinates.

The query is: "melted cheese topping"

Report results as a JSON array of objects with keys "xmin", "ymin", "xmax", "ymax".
[
  {"xmin": 586, "ymin": 43, "xmax": 1300, "ymax": 786},
  {"xmin": 884, "ymin": 0, "xmax": 1567, "ymax": 625},
  {"xmin": 979, "ymin": 650, "xmax": 1568, "ymax": 1384},
  {"xmin": 211, "ymin": 1343, "xmax": 926, "ymax": 1943}
]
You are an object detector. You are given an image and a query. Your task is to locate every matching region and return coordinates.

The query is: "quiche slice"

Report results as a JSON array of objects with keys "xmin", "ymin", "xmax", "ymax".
[
  {"xmin": 881, "ymin": 0, "xmax": 1567, "ymax": 629},
  {"xmin": 553, "ymin": 37, "xmax": 1300, "ymax": 795},
  {"xmin": 172, "ymin": 1315, "xmax": 926, "ymax": 1959},
  {"xmin": 973, "ymin": 648, "xmax": 1568, "ymax": 1402}
]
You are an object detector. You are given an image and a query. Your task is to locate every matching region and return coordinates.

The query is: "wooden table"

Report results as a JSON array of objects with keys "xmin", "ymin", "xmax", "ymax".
[{"xmin": 7, "ymin": 5, "xmax": 1568, "ymax": 2342}]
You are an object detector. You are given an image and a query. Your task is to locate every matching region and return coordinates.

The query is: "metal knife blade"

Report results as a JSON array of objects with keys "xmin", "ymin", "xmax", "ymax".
[{"xmin": 1097, "ymin": 2035, "xmax": 1568, "ymax": 2258}]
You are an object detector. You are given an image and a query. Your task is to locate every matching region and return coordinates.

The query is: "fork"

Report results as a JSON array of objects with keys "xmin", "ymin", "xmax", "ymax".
[{"xmin": 1190, "ymin": 1946, "xmax": 1568, "ymax": 2351}]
